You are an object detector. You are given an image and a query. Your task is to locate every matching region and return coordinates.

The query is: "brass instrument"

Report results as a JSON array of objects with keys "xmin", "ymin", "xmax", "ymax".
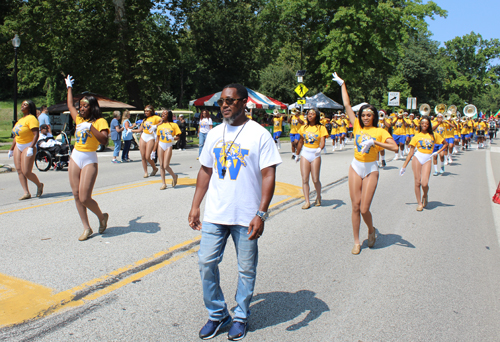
[
  {"xmin": 446, "ymin": 105, "xmax": 457, "ymax": 121},
  {"xmin": 435, "ymin": 103, "xmax": 447, "ymax": 115},
  {"xmin": 397, "ymin": 109, "xmax": 404, "ymax": 117},
  {"xmin": 419, "ymin": 104, "xmax": 431, "ymax": 116},
  {"xmin": 379, "ymin": 111, "xmax": 385, "ymax": 119},
  {"xmin": 463, "ymin": 104, "xmax": 477, "ymax": 118}
]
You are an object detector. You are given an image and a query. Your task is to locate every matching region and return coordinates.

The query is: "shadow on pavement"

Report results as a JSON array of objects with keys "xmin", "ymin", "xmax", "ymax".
[
  {"xmin": 381, "ymin": 166, "xmax": 398, "ymax": 170},
  {"xmin": 236, "ymin": 290, "xmax": 329, "ymax": 332},
  {"xmin": 424, "ymin": 201, "xmax": 455, "ymax": 210},
  {"xmin": 371, "ymin": 228, "xmax": 415, "ymax": 249},
  {"xmin": 41, "ymin": 191, "xmax": 74, "ymax": 199},
  {"xmin": 320, "ymin": 199, "xmax": 346, "ymax": 209},
  {"xmin": 102, "ymin": 216, "xmax": 161, "ymax": 237}
]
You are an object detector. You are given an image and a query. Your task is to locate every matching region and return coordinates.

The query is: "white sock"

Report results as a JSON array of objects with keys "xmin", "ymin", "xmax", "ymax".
[
  {"xmin": 381, "ymin": 155, "xmax": 385, "ymax": 161},
  {"xmin": 434, "ymin": 165, "xmax": 438, "ymax": 172}
]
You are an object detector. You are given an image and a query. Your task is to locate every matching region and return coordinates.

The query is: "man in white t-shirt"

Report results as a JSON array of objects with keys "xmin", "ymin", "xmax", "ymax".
[{"xmin": 189, "ymin": 84, "xmax": 282, "ymax": 341}]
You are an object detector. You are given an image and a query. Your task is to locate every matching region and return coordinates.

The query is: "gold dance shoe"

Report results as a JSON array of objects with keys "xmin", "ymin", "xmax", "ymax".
[
  {"xmin": 172, "ymin": 174, "xmax": 178, "ymax": 187},
  {"xmin": 160, "ymin": 184, "xmax": 167, "ymax": 190},
  {"xmin": 422, "ymin": 195, "xmax": 428, "ymax": 208},
  {"xmin": 368, "ymin": 230, "xmax": 376, "ymax": 248},
  {"xmin": 99, "ymin": 213, "xmax": 109, "ymax": 234},
  {"xmin": 143, "ymin": 173, "xmax": 149, "ymax": 178},
  {"xmin": 36, "ymin": 183, "xmax": 44, "ymax": 197},
  {"xmin": 301, "ymin": 202, "xmax": 310, "ymax": 210},
  {"xmin": 416, "ymin": 204, "xmax": 423, "ymax": 211},
  {"xmin": 314, "ymin": 198, "xmax": 321, "ymax": 206},
  {"xmin": 19, "ymin": 194, "xmax": 31, "ymax": 200},
  {"xmin": 79, "ymin": 228, "xmax": 93, "ymax": 241},
  {"xmin": 150, "ymin": 167, "xmax": 158, "ymax": 177},
  {"xmin": 351, "ymin": 244, "xmax": 361, "ymax": 255}
]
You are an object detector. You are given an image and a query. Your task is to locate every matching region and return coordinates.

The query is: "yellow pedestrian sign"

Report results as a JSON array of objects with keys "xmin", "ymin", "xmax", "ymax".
[
  {"xmin": 297, "ymin": 99, "xmax": 306, "ymax": 105},
  {"xmin": 295, "ymin": 84, "xmax": 309, "ymax": 98}
]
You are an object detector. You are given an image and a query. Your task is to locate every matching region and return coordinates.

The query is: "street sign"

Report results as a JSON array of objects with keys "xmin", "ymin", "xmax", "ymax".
[
  {"xmin": 295, "ymin": 84, "xmax": 309, "ymax": 98},
  {"xmin": 297, "ymin": 99, "xmax": 306, "ymax": 105},
  {"xmin": 388, "ymin": 92, "xmax": 400, "ymax": 106},
  {"xmin": 407, "ymin": 97, "xmax": 417, "ymax": 110}
]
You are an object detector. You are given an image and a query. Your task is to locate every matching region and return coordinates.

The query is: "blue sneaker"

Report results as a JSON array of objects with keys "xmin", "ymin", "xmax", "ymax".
[
  {"xmin": 199, "ymin": 316, "xmax": 232, "ymax": 340},
  {"xmin": 228, "ymin": 321, "xmax": 247, "ymax": 341}
]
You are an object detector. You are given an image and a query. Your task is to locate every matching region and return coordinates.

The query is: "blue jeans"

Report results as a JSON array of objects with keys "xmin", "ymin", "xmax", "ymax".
[
  {"xmin": 198, "ymin": 222, "xmax": 258, "ymax": 323},
  {"xmin": 122, "ymin": 140, "xmax": 132, "ymax": 160},
  {"xmin": 113, "ymin": 139, "xmax": 121, "ymax": 158},
  {"xmin": 199, "ymin": 132, "xmax": 208, "ymax": 156}
]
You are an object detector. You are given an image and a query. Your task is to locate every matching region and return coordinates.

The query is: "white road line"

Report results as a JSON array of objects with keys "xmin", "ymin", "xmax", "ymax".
[
  {"xmin": 491, "ymin": 147, "xmax": 500, "ymax": 153},
  {"xmin": 486, "ymin": 149, "xmax": 500, "ymax": 248}
]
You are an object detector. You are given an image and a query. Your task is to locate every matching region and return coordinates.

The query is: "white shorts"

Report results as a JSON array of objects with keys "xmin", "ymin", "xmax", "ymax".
[
  {"xmin": 16, "ymin": 142, "xmax": 32, "ymax": 152},
  {"xmin": 351, "ymin": 158, "xmax": 379, "ymax": 179},
  {"xmin": 300, "ymin": 146, "xmax": 321, "ymax": 163},
  {"xmin": 159, "ymin": 141, "xmax": 173, "ymax": 151},
  {"xmin": 141, "ymin": 132, "xmax": 156, "ymax": 143},
  {"xmin": 71, "ymin": 149, "xmax": 98, "ymax": 169},
  {"xmin": 414, "ymin": 151, "xmax": 432, "ymax": 165}
]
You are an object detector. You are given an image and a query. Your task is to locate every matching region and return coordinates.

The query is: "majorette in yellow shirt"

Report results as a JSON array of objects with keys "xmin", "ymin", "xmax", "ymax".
[
  {"xmin": 353, "ymin": 120, "xmax": 392, "ymax": 163},
  {"xmin": 273, "ymin": 116, "xmax": 284, "ymax": 132},
  {"xmin": 290, "ymin": 115, "xmax": 304, "ymax": 134},
  {"xmin": 298, "ymin": 125, "xmax": 329, "ymax": 148},
  {"xmin": 142, "ymin": 115, "xmax": 161, "ymax": 134},
  {"xmin": 13, "ymin": 114, "xmax": 39, "ymax": 144},
  {"xmin": 157, "ymin": 122, "xmax": 181, "ymax": 143},
  {"xmin": 409, "ymin": 132, "xmax": 444, "ymax": 154},
  {"xmin": 391, "ymin": 117, "xmax": 406, "ymax": 135},
  {"xmin": 74, "ymin": 116, "xmax": 110, "ymax": 152}
]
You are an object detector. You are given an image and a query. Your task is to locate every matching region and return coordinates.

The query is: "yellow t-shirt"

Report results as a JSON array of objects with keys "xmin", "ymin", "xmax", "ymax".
[
  {"xmin": 353, "ymin": 120, "xmax": 392, "ymax": 163},
  {"xmin": 461, "ymin": 122, "xmax": 469, "ymax": 135},
  {"xmin": 273, "ymin": 117, "xmax": 284, "ymax": 132},
  {"xmin": 434, "ymin": 123, "xmax": 446, "ymax": 137},
  {"xmin": 290, "ymin": 115, "xmax": 304, "ymax": 134},
  {"xmin": 477, "ymin": 122, "xmax": 487, "ymax": 131},
  {"xmin": 378, "ymin": 119, "xmax": 390, "ymax": 132},
  {"xmin": 404, "ymin": 118, "xmax": 412, "ymax": 135},
  {"xmin": 442, "ymin": 121, "xmax": 454, "ymax": 138},
  {"xmin": 320, "ymin": 118, "xmax": 329, "ymax": 126},
  {"xmin": 338, "ymin": 119, "xmax": 348, "ymax": 133},
  {"xmin": 74, "ymin": 116, "xmax": 110, "ymax": 152},
  {"xmin": 298, "ymin": 125, "xmax": 329, "ymax": 148},
  {"xmin": 454, "ymin": 122, "xmax": 461, "ymax": 135},
  {"xmin": 13, "ymin": 114, "xmax": 39, "ymax": 144},
  {"xmin": 143, "ymin": 115, "xmax": 161, "ymax": 134},
  {"xmin": 157, "ymin": 122, "xmax": 181, "ymax": 143},
  {"xmin": 331, "ymin": 120, "xmax": 339, "ymax": 135},
  {"xmin": 392, "ymin": 118, "xmax": 406, "ymax": 135},
  {"xmin": 410, "ymin": 132, "xmax": 444, "ymax": 154}
]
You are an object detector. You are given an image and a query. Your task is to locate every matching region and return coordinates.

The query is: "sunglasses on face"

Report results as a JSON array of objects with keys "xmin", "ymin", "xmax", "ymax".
[{"xmin": 217, "ymin": 98, "xmax": 245, "ymax": 106}]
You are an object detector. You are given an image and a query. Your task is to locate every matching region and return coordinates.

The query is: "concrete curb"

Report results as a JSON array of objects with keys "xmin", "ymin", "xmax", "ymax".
[{"xmin": 0, "ymin": 164, "xmax": 15, "ymax": 173}]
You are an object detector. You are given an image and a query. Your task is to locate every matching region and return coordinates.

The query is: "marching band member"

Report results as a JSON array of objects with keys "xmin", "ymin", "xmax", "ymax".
[
  {"xmin": 288, "ymin": 108, "xmax": 305, "ymax": 159},
  {"xmin": 377, "ymin": 110, "xmax": 390, "ymax": 167},
  {"xmin": 295, "ymin": 108, "xmax": 329, "ymax": 209},
  {"xmin": 387, "ymin": 111, "xmax": 407, "ymax": 160},
  {"xmin": 333, "ymin": 73, "xmax": 398, "ymax": 255},
  {"xmin": 330, "ymin": 113, "xmax": 340, "ymax": 151},
  {"xmin": 476, "ymin": 118, "xmax": 488, "ymax": 148},
  {"xmin": 432, "ymin": 114, "xmax": 448, "ymax": 175},
  {"xmin": 272, "ymin": 109, "xmax": 284, "ymax": 150},
  {"xmin": 131, "ymin": 105, "xmax": 160, "ymax": 178},
  {"xmin": 64, "ymin": 75, "xmax": 109, "ymax": 241},
  {"xmin": 443, "ymin": 117, "xmax": 456, "ymax": 164},
  {"xmin": 400, "ymin": 116, "xmax": 448, "ymax": 211},
  {"xmin": 9, "ymin": 100, "xmax": 44, "ymax": 200},
  {"xmin": 453, "ymin": 118, "xmax": 461, "ymax": 154},
  {"xmin": 461, "ymin": 118, "xmax": 470, "ymax": 150},
  {"xmin": 338, "ymin": 113, "xmax": 348, "ymax": 150},
  {"xmin": 320, "ymin": 113, "xmax": 329, "ymax": 153},
  {"xmin": 153, "ymin": 110, "xmax": 181, "ymax": 190}
]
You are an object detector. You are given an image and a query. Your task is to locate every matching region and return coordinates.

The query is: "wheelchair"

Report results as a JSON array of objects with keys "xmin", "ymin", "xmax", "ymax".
[{"xmin": 35, "ymin": 132, "xmax": 73, "ymax": 172}]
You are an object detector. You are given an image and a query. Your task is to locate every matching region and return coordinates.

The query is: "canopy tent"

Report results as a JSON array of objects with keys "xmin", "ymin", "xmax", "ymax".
[
  {"xmin": 351, "ymin": 102, "xmax": 368, "ymax": 112},
  {"xmin": 48, "ymin": 92, "xmax": 136, "ymax": 113},
  {"xmin": 288, "ymin": 92, "xmax": 343, "ymax": 110},
  {"xmin": 189, "ymin": 88, "xmax": 287, "ymax": 109}
]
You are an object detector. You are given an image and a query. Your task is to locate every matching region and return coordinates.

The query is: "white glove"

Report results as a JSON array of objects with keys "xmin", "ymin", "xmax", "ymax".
[
  {"xmin": 150, "ymin": 125, "xmax": 157, "ymax": 133},
  {"xmin": 400, "ymin": 167, "xmax": 406, "ymax": 176},
  {"xmin": 431, "ymin": 151, "xmax": 439, "ymax": 157},
  {"xmin": 315, "ymin": 148, "xmax": 322, "ymax": 156},
  {"xmin": 295, "ymin": 155, "xmax": 301, "ymax": 163},
  {"xmin": 76, "ymin": 122, "xmax": 92, "ymax": 134},
  {"xmin": 65, "ymin": 75, "xmax": 74, "ymax": 88},
  {"xmin": 360, "ymin": 138, "xmax": 375, "ymax": 153},
  {"xmin": 166, "ymin": 134, "xmax": 173, "ymax": 141},
  {"xmin": 26, "ymin": 147, "xmax": 33, "ymax": 157},
  {"xmin": 150, "ymin": 151, "xmax": 156, "ymax": 159},
  {"xmin": 332, "ymin": 72, "xmax": 344, "ymax": 86},
  {"xmin": 8, "ymin": 150, "xmax": 13, "ymax": 158}
]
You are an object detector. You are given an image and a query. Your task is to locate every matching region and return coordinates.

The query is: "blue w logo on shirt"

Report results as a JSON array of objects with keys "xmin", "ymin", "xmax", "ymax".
[
  {"xmin": 355, "ymin": 133, "xmax": 373, "ymax": 154},
  {"xmin": 144, "ymin": 122, "xmax": 152, "ymax": 131},
  {"xmin": 418, "ymin": 139, "xmax": 433, "ymax": 151},
  {"xmin": 12, "ymin": 124, "xmax": 22, "ymax": 136},
  {"xmin": 213, "ymin": 141, "xmax": 249, "ymax": 180},
  {"xmin": 76, "ymin": 130, "xmax": 91, "ymax": 144},
  {"xmin": 304, "ymin": 131, "xmax": 318, "ymax": 145}
]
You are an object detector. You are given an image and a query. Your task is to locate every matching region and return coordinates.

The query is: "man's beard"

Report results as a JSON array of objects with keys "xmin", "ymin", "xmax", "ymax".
[{"xmin": 223, "ymin": 110, "xmax": 242, "ymax": 125}]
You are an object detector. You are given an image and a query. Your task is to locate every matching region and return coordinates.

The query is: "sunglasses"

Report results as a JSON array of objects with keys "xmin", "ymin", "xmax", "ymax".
[{"xmin": 217, "ymin": 98, "xmax": 245, "ymax": 106}]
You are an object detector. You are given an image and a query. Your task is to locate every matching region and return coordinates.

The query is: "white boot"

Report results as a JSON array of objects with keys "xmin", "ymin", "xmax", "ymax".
[{"xmin": 277, "ymin": 139, "xmax": 281, "ymax": 150}]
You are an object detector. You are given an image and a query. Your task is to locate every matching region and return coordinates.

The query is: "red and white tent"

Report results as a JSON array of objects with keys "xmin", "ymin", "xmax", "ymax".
[{"xmin": 189, "ymin": 88, "xmax": 287, "ymax": 109}]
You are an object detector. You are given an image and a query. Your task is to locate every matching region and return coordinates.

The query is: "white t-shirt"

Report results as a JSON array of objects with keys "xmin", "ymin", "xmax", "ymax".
[
  {"xmin": 200, "ymin": 120, "xmax": 282, "ymax": 226},
  {"xmin": 199, "ymin": 118, "xmax": 213, "ymax": 134}
]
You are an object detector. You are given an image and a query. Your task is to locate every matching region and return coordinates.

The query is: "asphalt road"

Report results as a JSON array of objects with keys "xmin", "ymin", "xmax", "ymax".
[{"xmin": 1, "ymin": 137, "xmax": 500, "ymax": 342}]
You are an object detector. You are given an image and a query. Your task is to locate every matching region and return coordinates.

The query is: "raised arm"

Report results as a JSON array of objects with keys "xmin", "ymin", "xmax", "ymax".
[
  {"xmin": 65, "ymin": 75, "xmax": 78, "ymax": 122},
  {"xmin": 332, "ymin": 73, "xmax": 356, "ymax": 126}
]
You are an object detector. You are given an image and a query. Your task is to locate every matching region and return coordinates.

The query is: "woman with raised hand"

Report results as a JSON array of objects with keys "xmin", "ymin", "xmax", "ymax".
[
  {"xmin": 131, "ymin": 105, "xmax": 160, "ymax": 178},
  {"xmin": 400, "ymin": 116, "xmax": 448, "ymax": 211},
  {"xmin": 295, "ymin": 108, "xmax": 329, "ymax": 209},
  {"xmin": 64, "ymin": 75, "xmax": 109, "ymax": 241},
  {"xmin": 332, "ymin": 72, "xmax": 398, "ymax": 255},
  {"xmin": 9, "ymin": 100, "xmax": 43, "ymax": 200},
  {"xmin": 153, "ymin": 110, "xmax": 181, "ymax": 190}
]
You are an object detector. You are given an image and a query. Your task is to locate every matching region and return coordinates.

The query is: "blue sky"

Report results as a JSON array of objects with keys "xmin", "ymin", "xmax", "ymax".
[{"xmin": 425, "ymin": 0, "xmax": 499, "ymax": 50}]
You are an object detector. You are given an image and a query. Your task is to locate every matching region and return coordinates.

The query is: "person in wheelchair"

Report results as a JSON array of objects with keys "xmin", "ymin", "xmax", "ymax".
[{"xmin": 37, "ymin": 124, "xmax": 70, "ymax": 167}]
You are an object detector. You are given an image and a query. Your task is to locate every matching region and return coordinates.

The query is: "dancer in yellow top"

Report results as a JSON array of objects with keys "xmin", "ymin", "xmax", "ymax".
[
  {"xmin": 332, "ymin": 72, "xmax": 398, "ymax": 255},
  {"xmin": 377, "ymin": 110, "xmax": 391, "ymax": 167},
  {"xmin": 153, "ymin": 110, "xmax": 181, "ymax": 190},
  {"xmin": 64, "ymin": 75, "xmax": 109, "ymax": 241},
  {"xmin": 295, "ymin": 109, "xmax": 329, "ymax": 209},
  {"xmin": 330, "ymin": 113, "xmax": 340, "ymax": 151},
  {"xmin": 9, "ymin": 100, "xmax": 44, "ymax": 200},
  {"xmin": 387, "ymin": 112, "xmax": 407, "ymax": 160},
  {"xmin": 131, "ymin": 105, "xmax": 160, "ymax": 178},
  {"xmin": 272, "ymin": 109, "xmax": 284, "ymax": 150},
  {"xmin": 400, "ymin": 116, "xmax": 448, "ymax": 211},
  {"xmin": 288, "ymin": 108, "xmax": 305, "ymax": 159}
]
